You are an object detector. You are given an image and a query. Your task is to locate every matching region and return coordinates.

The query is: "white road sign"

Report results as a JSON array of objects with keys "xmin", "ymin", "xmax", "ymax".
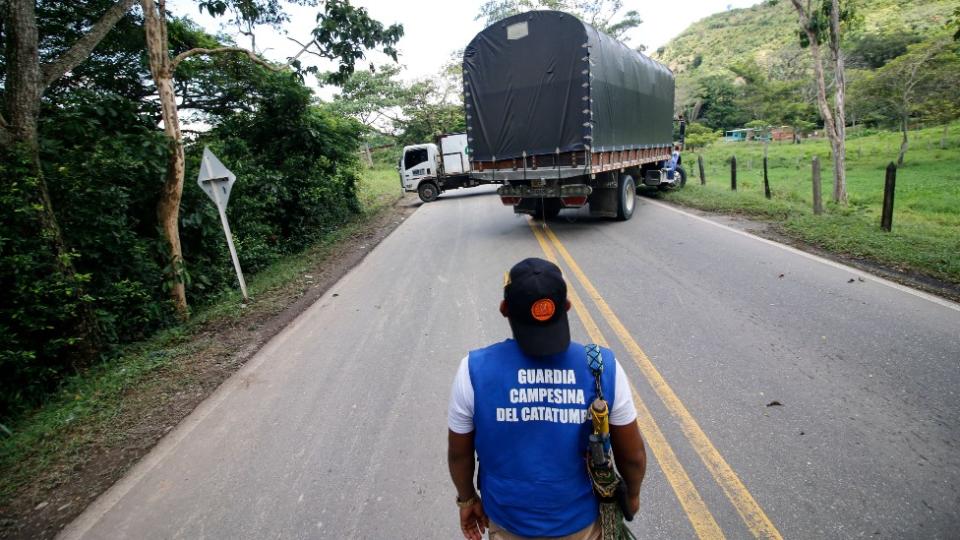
[
  {"xmin": 196, "ymin": 147, "xmax": 248, "ymax": 301},
  {"xmin": 197, "ymin": 147, "xmax": 236, "ymax": 210}
]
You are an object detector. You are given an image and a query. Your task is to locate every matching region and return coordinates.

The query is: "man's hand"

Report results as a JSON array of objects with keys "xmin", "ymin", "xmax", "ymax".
[
  {"xmin": 459, "ymin": 499, "xmax": 488, "ymax": 540},
  {"xmin": 449, "ymin": 430, "xmax": 485, "ymax": 539}
]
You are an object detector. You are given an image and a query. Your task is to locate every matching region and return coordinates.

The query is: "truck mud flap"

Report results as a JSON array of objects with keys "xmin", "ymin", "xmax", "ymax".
[{"xmin": 643, "ymin": 169, "xmax": 662, "ymax": 187}]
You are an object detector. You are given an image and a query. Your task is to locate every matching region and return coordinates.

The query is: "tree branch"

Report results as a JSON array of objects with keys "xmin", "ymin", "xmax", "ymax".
[
  {"xmin": 170, "ymin": 47, "xmax": 280, "ymax": 73},
  {"xmin": 285, "ymin": 36, "xmax": 330, "ymax": 66},
  {"xmin": 40, "ymin": 0, "xmax": 137, "ymax": 89},
  {"xmin": 179, "ymin": 98, "xmax": 255, "ymax": 114}
]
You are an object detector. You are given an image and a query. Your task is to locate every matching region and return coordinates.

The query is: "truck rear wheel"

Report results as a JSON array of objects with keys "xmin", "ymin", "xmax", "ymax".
[
  {"xmin": 417, "ymin": 181, "xmax": 439, "ymax": 203},
  {"xmin": 616, "ymin": 174, "xmax": 636, "ymax": 221}
]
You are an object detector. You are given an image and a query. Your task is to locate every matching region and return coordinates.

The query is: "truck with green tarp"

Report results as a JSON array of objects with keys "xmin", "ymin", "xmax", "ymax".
[{"xmin": 399, "ymin": 10, "xmax": 684, "ymax": 219}]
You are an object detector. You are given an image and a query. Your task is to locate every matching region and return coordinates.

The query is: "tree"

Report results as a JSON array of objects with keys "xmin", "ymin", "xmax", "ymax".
[
  {"xmin": 845, "ymin": 29, "xmax": 921, "ymax": 69},
  {"xmin": 767, "ymin": 80, "xmax": 819, "ymax": 142},
  {"xmin": 854, "ymin": 37, "xmax": 960, "ymax": 165},
  {"xmin": 1, "ymin": 0, "xmax": 139, "ymax": 355},
  {"xmin": 140, "ymin": 0, "xmax": 402, "ymax": 318},
  {"xmin": 330, "ymin": 63, "xmax": 406, "ymax": 133},
  {"xmin": 1, "ymin": 0, "xmax": 138, "ymax": 147},
  {"xmin": 330, "ymin": 63, "xmax": 407, "ymax": 165},
  {"xmin": 790, "ymin": 0, "xmax": 853, "ymax": 204},
  {"xmin": 476, "ymin": 0, "xmax": 641, "ymax": 40},
  {"xmin": 278, "ymin": 0, "xmax": 403, "ymax": 84},
  {"xmin": 682, "ymin": 122, "xmax": 721, "ymax": 149},
  {"xmin": 729, "ymin": 59, "xmax": 770, "ymax": 122},
  {"xmin": 395, "ymin": 79, "xmax": 466, "ymax": 147},
  {"xmin": 693, "ymin": 75, "xmax": 749, "ymax": 130}
]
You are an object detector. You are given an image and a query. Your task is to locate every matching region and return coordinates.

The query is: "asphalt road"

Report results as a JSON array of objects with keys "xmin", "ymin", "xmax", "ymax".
[{"xmin": 61, "ymin": 187, "xmax": 960, "ymax": 540}]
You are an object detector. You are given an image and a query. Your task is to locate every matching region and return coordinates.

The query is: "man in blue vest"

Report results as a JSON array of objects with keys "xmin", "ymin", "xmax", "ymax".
[{"xmin": 448, "ymin": 258, "xmax": 647, "ymax": 539}]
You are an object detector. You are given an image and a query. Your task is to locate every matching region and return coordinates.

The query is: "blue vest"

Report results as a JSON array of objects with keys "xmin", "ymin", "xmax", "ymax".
[{"xmin": 468, "ymin": 339, "xmax": 617, "ymax": 537}]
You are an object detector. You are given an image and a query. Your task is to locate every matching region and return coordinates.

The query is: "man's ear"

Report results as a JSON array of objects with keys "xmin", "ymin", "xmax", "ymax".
[
  {"xmin": 500, "ymin": 300, "xmax": 509, "ymax": 318},
  {"xmin": 565, "ymin": 299, "xmax": 572, "ymax": 312}
]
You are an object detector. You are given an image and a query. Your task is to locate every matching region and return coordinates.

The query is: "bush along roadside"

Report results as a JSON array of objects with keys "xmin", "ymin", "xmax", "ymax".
[
  {"xmin": 661, "ymin": 123, "xmax": 960, "ymax": 288},
  {"xmin": 0, "ymin": 164, "xmax": 407, "ymax": 538},
  {"xmin": 0, "ymin": 69, "xmax": 370, "ymax": 424}
]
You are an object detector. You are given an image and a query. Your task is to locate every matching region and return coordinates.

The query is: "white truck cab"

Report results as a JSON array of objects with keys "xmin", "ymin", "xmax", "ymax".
[
  {"xmin": 400, "ymin": 143, "xmax": 437, "ymax": 193},
  {"xmin": 399, "ymin": 133, "xmax": 472, "ymax": 202}
]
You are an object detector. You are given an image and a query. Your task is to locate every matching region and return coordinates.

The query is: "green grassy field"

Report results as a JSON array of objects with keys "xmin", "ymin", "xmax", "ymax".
[
  {"xmin": 357, "ymin": 163, "xmax": 402, "ymax": 213},
  {"xmin": 663, "ymin": 123, "xmax": 960, "ymax": 284}
]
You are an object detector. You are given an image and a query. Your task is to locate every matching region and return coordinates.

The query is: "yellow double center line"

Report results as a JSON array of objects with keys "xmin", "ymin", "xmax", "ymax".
[{"xmin": 528, "ymin": 220, "xmax": 782, "ymax": 540}]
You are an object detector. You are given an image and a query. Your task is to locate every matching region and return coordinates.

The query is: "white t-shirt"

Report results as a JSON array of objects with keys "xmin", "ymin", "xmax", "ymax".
[{"xmin": 448, "ymin": 355, "xmax": 638, "ymax": 434}]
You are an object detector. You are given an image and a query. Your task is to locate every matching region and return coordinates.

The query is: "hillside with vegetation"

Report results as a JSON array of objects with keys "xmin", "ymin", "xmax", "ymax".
[
  {"xmin": 655, "ymin": 0, "xmax": 959, "ymax": 134},
  {"xmin": 651, "ymin": 0, "xmax": 960, "ymax": 293},
  {"xmin": 660, "ymin": 0, "xmax": 954, "ymax": 76}
]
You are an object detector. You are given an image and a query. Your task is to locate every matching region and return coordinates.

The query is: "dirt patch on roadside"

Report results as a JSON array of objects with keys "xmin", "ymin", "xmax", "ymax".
[
  {"xmin": 0, "ymin": 196, "xmax": 419, "ymax": 539},
  {"xmin": 654, "ymin": 199, "xmax": 960, "ymax": 304}
]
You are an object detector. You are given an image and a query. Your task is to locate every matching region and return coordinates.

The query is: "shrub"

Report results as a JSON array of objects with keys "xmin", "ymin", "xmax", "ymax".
[{"xmin": 684, "ymin": 122, "xmax": 723, "ymax": 148}]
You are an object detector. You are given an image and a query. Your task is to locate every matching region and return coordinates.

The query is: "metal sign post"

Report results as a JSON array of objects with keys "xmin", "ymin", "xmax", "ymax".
[{"xmin": 197, "ymin": 147, "xmax": 248, "ymax": 301}]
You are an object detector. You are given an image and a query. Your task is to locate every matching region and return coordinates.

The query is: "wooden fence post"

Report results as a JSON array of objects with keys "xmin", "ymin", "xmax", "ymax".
[
  {"xmin": 731, "ymin": 156, "xmax": 737, "ymax": 191},
  {"xmin": 698, "ymin": 154, "xmax": 706, "ymax": 185},
  {"xmin": 812, "ymin": 156, "xmax": 823, "ymax": 215},
  {"xmin": 881, "ymin": 162, "xmax": 896, "ymax": 231},
  {"xmin": 763, "ymin": 156, "xmax": 771, "ymax": 199}
]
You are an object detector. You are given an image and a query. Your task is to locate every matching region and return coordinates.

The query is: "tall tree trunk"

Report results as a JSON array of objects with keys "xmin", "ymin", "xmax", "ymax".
[
  {"xmin": 5, "ymin": 0, "xmax": 42, "ymax": 142},
  {"xmin": 792, "ymin": 0, "xmax": 848, "ymax": 205},
  {"xmin": 142, "ymin": 0, "xmax": 188, "ymax": 319},
  {"xmin": 828, "ymin": 0, "xmax": 847, "ymax": 204},
  {"xmin": 3, "ymin": 0, "xmax": 103, "ymax": 354},
  {"xmin": 363, "ymin": 142, "xmax": 373, "ymax": 166},
  {"xmin": 898, "ymin": 116, "xmax": 909, "ymax": 166}
]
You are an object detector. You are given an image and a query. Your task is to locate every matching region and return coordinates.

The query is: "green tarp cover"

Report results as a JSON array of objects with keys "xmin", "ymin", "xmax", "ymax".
[{"xmin": 463, "ymin": 10, "xmax": 675, "ymax": 162}]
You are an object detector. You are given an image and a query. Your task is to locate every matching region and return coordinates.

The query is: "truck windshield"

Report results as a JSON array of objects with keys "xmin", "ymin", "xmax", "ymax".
[{"xmin": 404, "ymin": 148, "xmax": 428, "ymax": 170}]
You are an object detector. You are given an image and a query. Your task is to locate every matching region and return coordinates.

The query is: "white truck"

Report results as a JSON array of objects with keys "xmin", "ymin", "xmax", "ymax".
[{"xmin": 399, "ymin": 133, "xmax": 500, "ymax": 203}]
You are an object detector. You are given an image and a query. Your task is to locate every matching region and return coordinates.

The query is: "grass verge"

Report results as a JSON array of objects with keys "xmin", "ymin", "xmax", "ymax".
[
  {"xmin": 0, "ymin": 165, "xmax": 404, "ymax": 536},
  {"xmin": 663, "ymin": 123, "xmax": 960, "ymax": 285}
]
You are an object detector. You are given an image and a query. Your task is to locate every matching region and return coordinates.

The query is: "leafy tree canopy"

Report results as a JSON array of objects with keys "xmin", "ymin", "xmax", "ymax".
[{"xmin": 196, "ymin": 0, "xmax": 403, "ymax": 84}]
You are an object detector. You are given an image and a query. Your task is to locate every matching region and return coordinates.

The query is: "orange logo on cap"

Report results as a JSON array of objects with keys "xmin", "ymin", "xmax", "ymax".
[{"xmin": 531, "ymin": 299, "xmax": 556, "ymax": 321}]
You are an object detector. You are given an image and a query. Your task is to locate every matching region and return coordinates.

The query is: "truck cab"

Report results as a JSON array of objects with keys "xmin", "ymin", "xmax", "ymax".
[
  {"xmin": 400, "ymin": 143, "xmax": 437, "ymax": 195},
  {"xmin": 400, "ymin": 134, "xmax": 480, "ymax": 202}
]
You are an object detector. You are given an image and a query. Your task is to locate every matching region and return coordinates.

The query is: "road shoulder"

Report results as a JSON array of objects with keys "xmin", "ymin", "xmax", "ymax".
[{"xmin": 643, "ymin": 195, "xmax": 960, "ymax": 304}]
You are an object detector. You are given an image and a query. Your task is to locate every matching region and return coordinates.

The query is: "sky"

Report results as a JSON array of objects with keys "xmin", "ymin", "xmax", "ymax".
[{"xmin": 170, "ymin": 0, "xmax": 762, "ymax": 99}]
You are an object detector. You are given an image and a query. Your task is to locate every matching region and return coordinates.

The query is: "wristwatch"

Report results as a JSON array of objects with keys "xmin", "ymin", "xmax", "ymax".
[{"xmin": 456, "ymin": 493, "xmax": 478, "ymax": 508}]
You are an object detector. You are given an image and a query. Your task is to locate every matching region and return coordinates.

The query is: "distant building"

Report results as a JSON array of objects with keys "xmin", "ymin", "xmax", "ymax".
[
  {"xmin": 724, "ymin": 128, "xmax": 771, "ymax": 142},
  {"xmin": 770, "ymin": 126, "xmax": 795, "ymax": 142},
  {"xmin": 724, "ymin": 128, "xmax": 751, "ymax": 142}
]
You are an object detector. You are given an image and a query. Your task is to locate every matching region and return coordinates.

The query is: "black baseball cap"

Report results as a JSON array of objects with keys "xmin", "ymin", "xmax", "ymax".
[{"xmin": 504, "ymin": 258, "xmax": 570, "ymax": 357}]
